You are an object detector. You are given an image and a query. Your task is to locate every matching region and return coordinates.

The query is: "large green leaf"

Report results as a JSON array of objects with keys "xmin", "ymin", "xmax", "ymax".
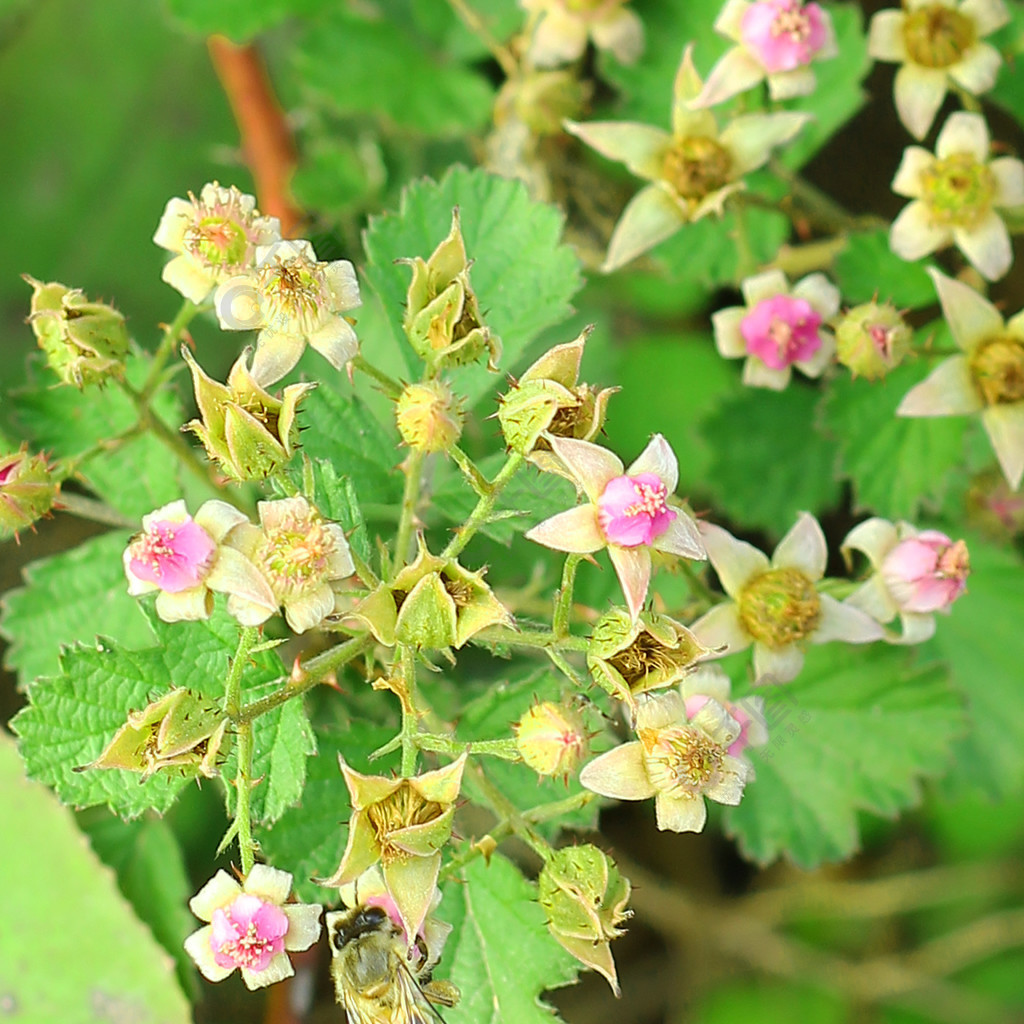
[
  {"xmin": 440, "ymin": 853, "xmax": 579, "ymax": 1024},
  {"xmin": 723, "ymin": 644, "xmax": 963, "ymax": 867},
  {"xmin": 362, "ymin": 166, "xmax": 583, "ymax": 405},
  {"xmin": 0, "ymin": 733, "xmax": 191, "ymax": 1024},
  {"xmin": 833, "ymin": 230, "xmax": 938, "ymax": 308}
]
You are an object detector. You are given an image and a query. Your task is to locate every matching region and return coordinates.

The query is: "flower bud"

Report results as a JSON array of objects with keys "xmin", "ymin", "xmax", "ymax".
[
  {"xmin": 0, "ymin": 447, "xmax": 60, "ymax": 541},
  {"xmin": 835, "ymin": 301, "xmax": 912, "ymax": 380},
  {"xmin": 25, "ymin": 275, "xmax": 129, "ymax": 388},
  {"xmin": 494, "ymin": 70, "xmax": 590, "ymax": 137},
  {"xmin": 538, "ymin": 844, "xmax": 631, "ymax": 996},
  {"xmin": 395, "ymin": 380, "xmax": 464, "ymax": 453},
  {"xmin": 881, "ymin": 531, "xmax": 968, "ymax": 613},
  {"xmin": 514, "ymin": 700, "xmax": 587, "ymax": 779}
]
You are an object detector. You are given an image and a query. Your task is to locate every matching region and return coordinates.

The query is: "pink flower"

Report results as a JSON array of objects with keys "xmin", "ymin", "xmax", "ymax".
[
  {"xmin": 124, "ymin": 500, "xmax": 277, "ymax": 626},
  {"xmin": 184, "ymin": 865, "xmax": 322, "ymax": 991},
  {"xmin": 679, "ymin": 664, "xmax": 768, "ymax": 760},
  {"xmin": 525, "ymin": 435, "xmax": 705, "ymax": 620},
  {"xmin": 843, "ymin": 517, "xmax": 968, "ymax": 644},
  {"xmin": 740, "ymin": 0, "xmax": 829, "ymax": 72},
  {"xmin": 740, "ymin": 293, "xmax": 823, "ymax": 370}
]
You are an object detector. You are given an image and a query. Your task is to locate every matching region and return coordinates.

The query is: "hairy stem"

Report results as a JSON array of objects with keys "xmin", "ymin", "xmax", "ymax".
[
  {"xmin": 224, "ymin": 626, "xmax": 261, "ymax": 874},
  {"xmin": 141, "ymin": 299, "xmax": 201, "ymax": 402},
  {"xmin": 351, "ymin": 354, "xmax": 404, "ymax": 399},
  {"xmin": 442, "ymin": 452, "xmax": 525, "ymax": 559},
  {"xmin": 393, "ymin": 449, "xmax": 426, "ymax": 575},
  {"xmin": 553, "ymin": 553, "xmax": 584, "ymax": 638}
]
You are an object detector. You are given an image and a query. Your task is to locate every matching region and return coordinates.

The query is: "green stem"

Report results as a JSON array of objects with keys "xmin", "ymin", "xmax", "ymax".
[
  {"xmin": 141, "ymin": 299, "xmax": 202, "ymax": 402},
  {"xmin": 553, "ymin": 553, "xmax": 583, "ymax": 638},
  {"xmin": 450, "ymin": 445, "xmax": 490, "ymax": 497},
  {"xmin": 547, "ymin": 648, "xmax": 586, "ymax": 687},
  {"xmin": 52, "ymin": 491, "xmax": 137, "ymax": 530},
  {"xmin": 351, "ymin": 354, "xmax": 404, "ymax": 400},
  {"xmin": 416, "ymin": 734, "xmax": 520, "ymax": 760},
  {"xmin": 732, "ymin": 199, "xmax": 757, "ymax": 281},
  {"xmin": 399, "ymin": 644, "xmax": 420, "ymax": 777},
  {"xmin": 472, "ymin": 624, "xmax": 589, "ymax": 653},
  {"xmin": 465, "ymin": 760, "xmax": 552, "ymax": 861},
  {"xmin": 768, "ymin": 158, "xmax": 887, "ymax": 233},
  {"xmin": 442, "ymin": 452, "xmax": 525, "ymax": 560},
  {"xmin": 224, "ymin": 626, "xmax": 261, "ymax": 874},
  {"xmin": 393, "ymin": 449, "xmax": 426, "ymax": 575},
  {"xmin": 679, "ymin": 559, "xmax": 717, "ymax": 610}
]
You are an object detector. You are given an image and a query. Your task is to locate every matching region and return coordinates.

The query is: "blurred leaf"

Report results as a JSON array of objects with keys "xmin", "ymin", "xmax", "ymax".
[
  {"xmin": 440, "ymin": 853, "xmax": 578, "ymax": 1024},
  {"xmin": 695, "ymin": 980, "xmax": 847, "ymax": 1024},
  {"xmin": 0, "ymin": 733, "xmax": 191, "ymax": 1024},
  {"xmin": 822, "ymin": 360, "xmax": 965, "ymax": 520},
  {"xmin": 294, "ymin": 9, "xmax": 494, "ymax": 137},
  {"xmin": 988, "ymin": 4, "xmax": 1024, "ymax": 120},
  {"xmin": 699, "ymin": 385, "xmax": 842, "ymax": 534},
  {"xmin": 164, "ymin": 0, "xmax": 332, "ymax": 39},
  {"xmin": 409, "ymin": 0, "xmax": 521, "ymax": 60},
  {"xmin": 929, "ymin": 536, "xmax": 1024, "ymax": 798},
  {"xmin": 362, "ymin": 166, "xmax": 583, "ymax": 404},
  {"xmin": 723, "ymin": 644, "xmax": 963, "ymax": 868},
  {"xmin": 290, "ymin": 134, "xmax": 378, "ymax": 218},
  {"xmin": 833, "ymin": 230, "xmax": 938, "ymax": 308},
  {"xmin": 0, "ymin": 530, "xmax": 153, "ymax": 686}
]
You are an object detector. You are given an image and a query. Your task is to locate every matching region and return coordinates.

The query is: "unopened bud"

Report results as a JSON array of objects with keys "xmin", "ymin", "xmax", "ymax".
[
  {"xmin": 514, "ymin": 700, "xmax": 587, "ymax": 778},
  {"xmin": 396, "ymin": 380, "xmax": 464, "ymax": 453},
  {"xmin": 835, "ymin": 301, "xmax": 912, "ymax": 379},
  {"xmin": 0, "ymin": 447, "xmax": 60, "ymax": 541}
]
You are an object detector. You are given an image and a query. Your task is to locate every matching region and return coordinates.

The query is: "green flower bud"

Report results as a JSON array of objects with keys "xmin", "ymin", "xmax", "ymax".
[
  {"xmin": 76, "ymin": 688, "xmax": 228, "ymax": 780},
  {"xmin": 538, "ymin": 844, "xmax": 632, "ymax": 996},
  {"xmin": 401, "ymin": 210, "xmax": 501, "ymax": 373},
  {"xmin": 0, "ymin": 447, "xmax": 60, "ymax": 541},
  {"xmin": 514, "ymin": 700, "xmax": 588, "ymax": 778},
  {"xmin": 25, "ymin": 275, "xmax": 129, "ymax": 388},
  {"xmin": 396, "ymin": 380, "xmax": 464, "ymax": 453},
  {"xmin": 494, "ymin": 70, "xmax": 590, "ymax": 137},
  {"xmin": 183, "ymin": 347, "xmax": 314, "ymax": 482},
  {"xmin": 835, "ymin": 301, "xmax": 913, "ymax": 380}
]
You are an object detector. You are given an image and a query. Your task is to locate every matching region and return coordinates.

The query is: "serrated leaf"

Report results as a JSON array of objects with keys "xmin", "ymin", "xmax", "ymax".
[
  {"xmin": 294, "ymin": 9, "xmax": 494, "ymax": 137},
  {"xmin": 833, "ymin": 230, "xmax": 937, "ymax": 308},
  {"xmin": 296, "ymin": 385, "xmax": 402, "ymax": 507},
  {"xmin": 928, "ymin": 536, "xmax": 1024, "ymax": 798},
  {"xmin": 440, "ymin": 853, "xmax": 578, "ymax": 1024},
  {"xmin": 1, "ymin": 530, "xmax": 154, "ymax": 686},
  {"xmin": 362, "ymin": 166, "xmax": 582, "ymax": 405},
  {"xmin": 822, "ymin": 360, "xmax": 965, "ymax": 519},
  {"xmin": 700, "ymin": 385, "xmax": 842, "ymax": 534},
  {"xmin": 0, "ymin": 733, "xmax": 191, "ymax": 1024},
  {"xmin": 723, "ymin": 644, "xmax": 963, "ymax": 867}
]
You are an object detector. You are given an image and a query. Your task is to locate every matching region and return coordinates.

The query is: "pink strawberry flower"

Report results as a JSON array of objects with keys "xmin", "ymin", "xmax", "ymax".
[
  {"xmin": 123, "ymin": 499, "xmax": 276, "ymax": 626},
  {"xmin": 185, "ymin": 865, "xmax": 322, "ymax": 991},
  {"xmin": 525, "ymin": 435, "xmax": 705, "ymax": 620}
]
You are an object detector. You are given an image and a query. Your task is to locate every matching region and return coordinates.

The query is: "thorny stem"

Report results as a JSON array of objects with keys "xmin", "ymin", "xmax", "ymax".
[
  {"xmin": 393, "ymin": 448, "xmax": 426, "ymax": 576},
  {"xmin": 351, "ymin": 354, "xmax": 404, "ymax": 400},
  {"xmin": 51, "ymin": 491, "xmax": 137, "ymax": 530},
  {"xmin": 399, "ymin": 644, "xmax": 420, "ymax": 777},
  {"xmin": 415, "ymin": 734, "xmax": 521, "ymax": 760},
  {"xmin": 450, "ymin": 445, "xmax": 490, "ymax": 496},
  {"xmin": 553, "ymin": 553, "xmax": 584, "ymax": 638},
  {"xmin": 224, "ymin": 626, "xmax": 261, "ymax": 874},
  {"xmin": 473, "ymin": 624, "xmax": 589, "ymax": 653},
  {"xmin": 141, "ymin": 299, "xmax": 201, "ymax": 402},
  {"xmin": 442, "ymin": 451, "xmax": 525, "ymax": 560},
  {"xmin": 464, "ymin": 758, "xmax": 552, "ymax": 861}
]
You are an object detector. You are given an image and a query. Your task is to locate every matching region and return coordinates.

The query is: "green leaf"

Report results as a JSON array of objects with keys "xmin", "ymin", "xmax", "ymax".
[
  {"xmin": 723, "ymin": 644, "xmax": 963, "ymax": 868},
  {"xmin": 833, "ymin": 230, "xmax": 938, "ymax": 308},
  {"xmin": 822, "ymin": 360, "xmax": 965, "ymax": 520},
  {"xmin": 440, "ymin": 853, "xmax": 578, "ymax": 1024},
  {"xmin": 294, "ymin": 9, "xmax": 494, "ymax": 137},
  {"xmin": 927, "ymin": 536, "xmax": 1024, "ymax": 798},
  {"xmin": 362, "ymin": 166, "xmax": 583, "ymax": 405},
  {"xmin": 295, "ymin": 457, "xmax": 372, "ymax": 563},
  {"xmin": 988, "ymin": 4, "xmax": 1024, "ymax": 121},
  {"xmin": 0, "ymin": 732, "xmax": 191, "ymax": 1024},
  {"xmin": 0, "ymin": 530, "xmax": 154, "ymax": 686},
  {"xmin": 431, "ymin": 455, "xmax": 577, "ymax": 546},
  {"xmin": 699, "ymin": 385, "xmax": 842, "ymax": 534},
  {"xmin": 164, "ymin": 0, "xmax": 332, "ymax": 39},
  {"xmin": 296, "ymin": 385, "xmax": 402, "ymax": 507}
]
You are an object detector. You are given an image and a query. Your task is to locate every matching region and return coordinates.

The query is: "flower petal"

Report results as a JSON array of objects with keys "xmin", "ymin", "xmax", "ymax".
[
  {"xmin": 691, "ymin": 46, "xmax": 766, "ymax": 108},
  {"xmin": 813, "ymin": 594, "xmax": 886, "ymax": 644},
  {"xmin": 792, "ymin": 273, "xmax": 840, "ymax": 319},
  {"xmin": 867, "ymin": 9, "xmax": 907, "ymax": 61},
  {"xmin": 529, "ymin": 6, "xmax": 588, "ymax": 66},
  {"xmin": 713, "ymin": 306, "xmax": 748, "ymax": 357},
  {"xmin": 324, "ymin": 259, "xmax": 361, "ymax": 309},
  {"xmin": 592, "ymin": 6, "xmax": 645, "ymax": 64},
  {"xmin": 890, "ymin": 201, "xmax": 951, "ymax": 262},
  {"xmin": 184, "ymin": 925, "xmax": 235, "ymax": 982},
  {"xmin": 308, "ymin": 316, "xmax": 359, "ymax": 370},
  {"xmin": 580, "ymin": 742, "xmax": 656, "ymax": 800},
  {"xmin": 162, "ymin": 254, "xmax": 215, "ymax": 304},
  {"xmin": 700, "ymin": 521, "xmax": 769, "ymax": 596},
  {"xmin": 772, "ymin": 512, "xmax": 827, "ymax": 579},
  {"xmin": 383, "ymin": 851, "xmax": 442, "ymax": 941},
  {"xmin": 752, "ymin": 641, "xmax": 805, "ymax": 683},
  {"xmin": 981, "ymin": 403, "xmax": 1024, "ymax": 489},
  {"xmin": 720, "ymin": 111, "xmax": 811, "ymax": 175},
  {"xmin": 284, "ymin": 584, "xmax": 335, "ymax": 634},
  {"xmin": 842, "ymin": 517, "xmax": 899, "ymax": 567},
  {"xmin": 602, "ymin": 184, "xmax": 686, "ymax": 272},
  {"xmin": 655, "ymin": 512, "xmax": 706, "ymax": 560},
  {"xmin": 928, "ymin": 267, "xmax": 1004, "ymax": 352},
  {"xmin": 953, "ymin": 211, "xmax": 1012, "ymax": 281},
  {"xmin": 897, "ymin": 356, "xmax": 983, "ymax": 416},
  {"xmin": 244, "ymin": 864, "xmax": 293, "ymax": 904},
  {"xmin": 740, "ymin": 268, "xmax": 788, "ymax": 307},
  {"xmin": 960, "ymin": 0, "xmax": 1010, "ymax": 35},
  {"xmin": 206, "ymin": 547, "xmax": 277, "ymax": 612},
  {"xmin": 249, "ymin": 333, "xmax": 305, "ymax": 387},
  {"xmin": 891, "ymin": 145, "xmax": 935, "ymax": 197},
  {"xmin": 894, "ymin": 64, "xmax": 947, "ymax": 140},
  {"xmin": 743, "ymin": 358, "xmax": 792, "ymax": 390},
  {"xmin": 525, "ymin": 505, "xmax": 605, "ymax": 553},
  {"xmin": 153, "ymin": 198, "xmax": 193, "ymax": 251},
  {"xmin": 948, "ymin": 42, "xmax": 1002, "ymax": 94},
  {"xmin": 549, "ymin": 435, "xmax": 623, "ymax": 501},
  {"xmin": 241, "ymin": 952, "xmax": 293, "ymax": 990},
  {"xmin": 154, "ymin": 587, "xmax": 211, "ymax": 623},
  {"xmin": 766, "ymin": 66, "xmax": 817, "ymax": 100},
  {"xmin": 608, "ymin": 544, "xmax": 652, "ymax": 621},
  {"xmin": 689, "ymin": 601, "xmax": 750, "ymax": 655},
  {"xmin": 936, "ymin": 110, "xmax": 990, "ymax": 161},
  {"xmin": 564, "ymin": 121, "xmax": 671, "ymax": 181},
  {"xmin": 282, "ymin": 903, "xmax": 324, "ymax": 952},
  {"xmin": 655, "ymin": 791, "xmax": 707, "ymax": 832},
  {"xmin": 627, "ymin": 433, "xmax": 678, "ymax": 492},
  {"xmin": 990, "ymin": 157, "xmax": 1024, "ymax": 208},
  {"xmin": 190, "ymin": 871, "xmax": 242, "ymax": 921}
]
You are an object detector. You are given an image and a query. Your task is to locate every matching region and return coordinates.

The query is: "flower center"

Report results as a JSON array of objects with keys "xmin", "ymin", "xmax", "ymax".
[
  {"xmin": 185, "ymin": 215, "xmax": 250, "ymax": 269},
  {"xmin": 365, "ymin": 784, "xmax": 444, "ymax": 861},
  {"xmin": 738, "ymin": 567, "xmax": 821, "ymax": 649},
  {"xmin": 969, "ymin": 336, "xmax": 1024, "ymax": 405},
  {"xmin": 902, "ymin": 4, "xmax": 975, "ymax": 68},
  {"xmin": 257, "ymin": 256, "xmax": 330, "ymax": 334},
  {"xmin": 920, "ymin": 152, "xmax": 995, "ymax": 229},
  {"xmin": 260, "ymin": 511, "xmax": 337, "ymax": 598},
  {"xmin": 641, "ymin": 726, "xmax": 724, "ymax": 798},
  {"xmin": 211, "ymin": 896, "xmax": 288, "ymax": 973},
  {"xmin": 661, "ymin": 136, "xmax": 733, "ymax": 201},
  {"xmin": 740, "ymin": 0, "xmax": 828, "ymax": 73},
  {"xmin": 741, "ymin": 294, "xmax": 823, "ymax": 370},
  {"xmin": 128, "ymin": 517, "xmax": 216, "ymax": 593},
  {"xmin": 597, "ymin": 472, "xmax": 677, "ymax": 548},
  {"xmin": 606, "ymin": 630, "xmax": 702, "ymax": 693}
]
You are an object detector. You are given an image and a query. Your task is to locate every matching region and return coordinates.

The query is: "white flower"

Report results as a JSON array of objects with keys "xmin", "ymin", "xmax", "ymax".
[{"xmin": 521, "ymin": 0, "xmax": 644, "ymax": 68}]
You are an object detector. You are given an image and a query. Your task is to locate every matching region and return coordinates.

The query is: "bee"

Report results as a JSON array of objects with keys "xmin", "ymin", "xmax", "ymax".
[{"xmin": 326, "ymin": 903, "xmax": 460, "ymax": 1024}]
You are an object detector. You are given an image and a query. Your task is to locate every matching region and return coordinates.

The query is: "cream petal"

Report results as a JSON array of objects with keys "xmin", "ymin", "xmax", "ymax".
[
  {"xmin": 981, "ymin": 403, "xmax": 1024, "ymax": 489},
  {"xmin": 792, "ymin": 273, "xmax": 840, "ymax": 319},
  {"xmin": 936, "ymin": 111, "xmax": 990, "ymax": 161},
  {"xmin": 889, "ymin": 201, "xmax": 951, "ymax": 261},
  {"xmin": 161, "ymin": 254, "xmax": 215, "ymax": 304},
  {"xmin": 752, "ymin": 642, "xmax": 805, "ymax": 683},
  {"xmin": 215, "ymin": 274, "xmax": 264, "ymax": 331},
  {"xmin": 700, "ymin": 520, "xmax": 769, "ymax": 595},
  {"xmin": 284, "ymin": 584, "xmax": 335, "ymax": 634},
  {"xmin": 680, "ymin": 664, "xmax": 732, "ymax": 704},
  {"xmin": 891, "ymin": 145, "xmax": 935, "ymax": 197},
  {"xmin": 867, "ymin": 9, "xmax": 907, "ymax": 61},
  {"xmin": 141, "ymin": 499, "xmax": 189, "ymax": 531},
  {"xmin": 549, "ymin": 435, "xmax": 623, "ymax": 501},
  {"xmin": 241, "ymin": 952, "xmax": 293, "ymax": 990},
  {"xmin": 635, "ymin": 691, "xmax": 686, "ymax": 731},
  {"xmin": 194, "ymin": 499, "xmax": 249, "ymax": 541},
  {"xmin": 691, "ymin": 46, "xmax": 766, "ymax": 109},
  {"xmin": 308, "ymin": 316, "xmax": 359, "ymax": 370},
  {"xmin": 767, "ymin": 67, "xmax": 817, "ymax": 101},
  {"xmin": 324, "ymin": 259, "xmax": 361, "ymax": 309},
  {"xmin": 960, "ymin": 0, "xmax": 1010, "ymax": 35},
  {"xmin": 842, "ymin": 517, "xmax": 899, "ymax": 567},
  {"xmin": 627, "ymin": 433, "xmax": 678, "ymax": 491},
  {"xmin": 580, "ymin": 742, "xmax": 656, "ymax": 800},
  {"xmin": 743, "ymin": 358, "xmax": 792, "ymax": 391},
  {"xmin": 184, "ymin": 926, "xmax": 234, "ymax": 982},
  {"xmin": 655, "ymin": 513, "xmax": 706, "ymax": 561},
  {"xmin": 894, "ymin": 64, "xmax": 948, "ymax": 140},
  {"xmin": 607, "ymin": 544, "xmax": 652, "ymax": 621},
  {"xmin": 155, "ymin": 588, "xmax": 211, "ymax": 623},
  {"xmin": 227, "ymin": 592, "xmax": 279, "ymax": 628},
  {"xmin": 721, "ymin": 111, "xmax": 811, "ymax": 175},
  {"xmin": 689, "ymin": 602, "xmax": 751, "ymax": 655},
  {"xmin": 690, "ymin": 698, "xmax": 740, "ymax": 747},
  {"xmin": 954, "ymin": 212, "xmax": 1013, "ymax": 281},
  {"xmin": 847, "ymin": 574, "xmax": 900, "ymax": 625},
  {"xmin": 772, "ymin": 512, "xmax": 827, "ymax": 579},
  {"xmin": 948, "ymin": 42, "xmax": 1002, "ymax": 93},
  {"xmin": 990, "ymin": 157, "xmax": 1024, "ymax": 207},
  {"xmin": 714, "ymin": 0, "xmax": 750, "ymax": 40},
  {"xmin": 190, "ymin": 870, "xmax": 242, "ymax": 921},
  {"xmin": 529, "ymin": 7, "xmax": 588, "ymax": 66},
  {"xmin": 153, "ymin": 198, "xmax": 193, "ymax": 251},
  {"xmin": 245, "ymin": 864, "xmax": 293, "ymax": 904},
  {"xmin": 282, "ymin": 903, "xmax": 324, "ymax": 952},
  {"xmin": 896, "ymin": 611, "xmax": 937, "ymax": 645},
  {"xmin": 928, "ymin": 267, "xmax": 1004, "ymax": 351},
  {"xmin": 655, "ymin": 792, "xmax": 707, "ymax": 832},
  {"xmin": 602, "ymin": 184, "xmax": 686, "ymax": 272},
  {"xmin": 591, "ymin": 7, "xmax": 645, "ymax": 64},
  {"xmin": 249, "ymin": 333, "xmax": 305, "ymax": 386},
  {"xmin": 713, "ymin": 306, "xmax": 748, "ymax": 357},
  {"xmin": 814, "ymin": 594, "xmax": 886, "ymax": 644},
  {"xmin": 896, "ymin": 356, "xmax": 983, "ymax": 416},
  {"xmin": 524, "ymin": 505, "xmax": 606, "ymax": 553},
  {"xmin": 705, "ymin": 760, "xmax": 753, "ymax": 805},
  {"xmin": 794, "ymin": 329, "xmax": 835, "ymax": 377},
  {"xmin": 740, "ymin": 269, "xmax": 788, "ymax": 306}
]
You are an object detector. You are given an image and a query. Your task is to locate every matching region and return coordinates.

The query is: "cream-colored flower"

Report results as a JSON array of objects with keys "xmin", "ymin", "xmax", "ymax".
[
  {"xmin": 566, "ymin": 45, "xmax": 810, "ymax": 271},
  {"xmin": 869, "ymin": 0, "xmax": 1009, "ymax": 140},
  {"xmin": 679, "ymin": 664, "xmax": 769, "ymax": 761},
  {"xmin": 898, "ymin": 267, "xmax": 1024, "ymax": 489},
  {"xmin": 889, "ymin": 111, "xmax": 1024, "ymax": 281},
  {"xmin": 521, "ymin": 0, "xmax": 644, "ymax": 68}
]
